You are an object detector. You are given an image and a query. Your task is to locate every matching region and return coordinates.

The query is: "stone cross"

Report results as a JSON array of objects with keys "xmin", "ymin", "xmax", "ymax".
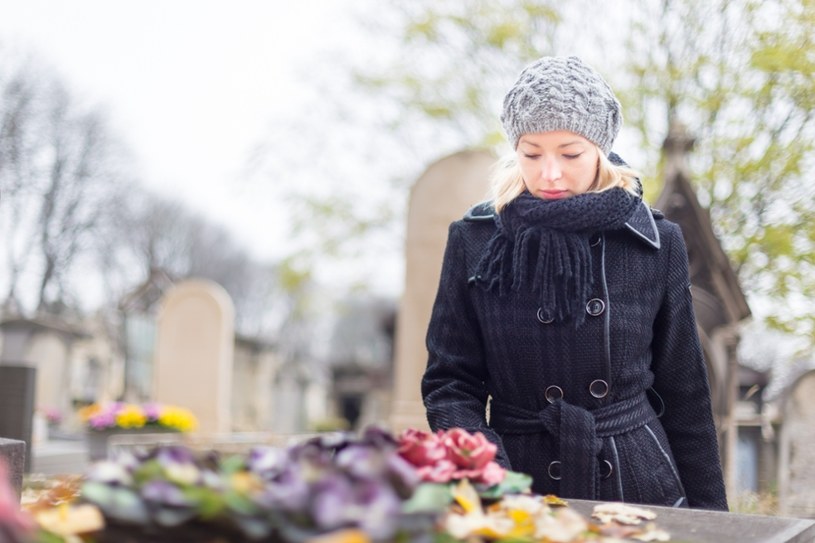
[
  {"xmin": 390, "ymin": 149, "xmax": 495, "ymax": 432},
  {"xmin": 153, "ymin": 279, "xmax": 235, "ymax": 435}
]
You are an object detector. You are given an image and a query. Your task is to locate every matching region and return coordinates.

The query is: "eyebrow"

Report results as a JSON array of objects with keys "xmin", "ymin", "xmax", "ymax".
[{"xmin": 519, "ymin": 139, "xmax": 585, "ymax": 148}]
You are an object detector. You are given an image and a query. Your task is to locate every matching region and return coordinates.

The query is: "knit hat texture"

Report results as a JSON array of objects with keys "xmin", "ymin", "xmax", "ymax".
[{"xmin": 501, "ymin": 56, "xmax": 622, "ymax": 154}]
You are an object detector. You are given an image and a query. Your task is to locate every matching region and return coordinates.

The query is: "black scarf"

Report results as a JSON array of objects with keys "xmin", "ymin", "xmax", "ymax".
[{"xmin": 474, "ymin": 188, "xmax": 641, "ymax": 326}]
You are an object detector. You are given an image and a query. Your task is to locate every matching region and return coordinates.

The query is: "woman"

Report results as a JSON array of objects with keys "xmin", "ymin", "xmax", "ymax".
[{"xmin": 422, "ymin": 56, "xmax": 728, "ymax": 510}]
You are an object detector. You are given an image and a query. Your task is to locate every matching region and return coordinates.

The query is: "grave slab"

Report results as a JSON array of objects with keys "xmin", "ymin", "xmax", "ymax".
[{"xmin": 568, "ymin": 499, "xmax": 815, "ymax": 543}]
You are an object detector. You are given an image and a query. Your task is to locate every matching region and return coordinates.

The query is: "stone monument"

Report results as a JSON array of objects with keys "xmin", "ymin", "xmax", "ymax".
[
  {"xmin": 778, "ymin": 368, "xmax": 815, "ymax": 518},
  {"xmin": 0, "ymin": 438, "xmax": 25, "ymax": 499},
  {"xmin": 154, "ymin": 279, "xmax": 235, "ymax": 435},
  {"xmin": 390, "ymin": 149, "xmax": 495, "ymax": 432},
  {"xmin": 0, "ymin": 366, "xmax": 36, "ymax": 472}
]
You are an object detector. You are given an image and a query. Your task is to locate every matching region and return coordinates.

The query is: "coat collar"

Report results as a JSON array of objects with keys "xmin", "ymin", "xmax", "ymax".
[
  {"xmin": 624, "ymin": 201, "xmax": 661, "ymax": 249},
  {"xmin": 465, "ymin": 199, "xmax": 661, "ymax": 250}
]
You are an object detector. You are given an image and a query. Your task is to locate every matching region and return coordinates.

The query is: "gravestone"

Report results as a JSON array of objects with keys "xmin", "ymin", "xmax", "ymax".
[
  {"xmin": 154, "ymin": 279, "xmax": 235, "ymax": 435},
  {"xmin": 390, "ymin": 149, "xmax": 495, "ymax": 432},
  {"xmin": 778, "ymin": 369, "xmax": 815, "ymax": 518},
  {"xmin": 0, "ymin": 438, "xmax": 25, "ymax": 499},
  {"xmin": 0, "ymin": 365, "xmax": 36, "ymax": 471}
]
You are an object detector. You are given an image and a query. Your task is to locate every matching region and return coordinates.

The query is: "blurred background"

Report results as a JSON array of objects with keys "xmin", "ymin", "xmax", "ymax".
[{"xmin": 1, "ymin": 0, "xmax": 814, "ymax": 515}]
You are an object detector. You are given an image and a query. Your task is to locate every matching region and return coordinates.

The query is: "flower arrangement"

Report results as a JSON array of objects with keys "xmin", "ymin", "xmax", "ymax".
[
  {"xmin": 78, "ymin": 402, "xmax": 197, "ymax": 433},
  {"xmin": 19, "ymin": 427, "xmax": 671, "ymax": 543}
]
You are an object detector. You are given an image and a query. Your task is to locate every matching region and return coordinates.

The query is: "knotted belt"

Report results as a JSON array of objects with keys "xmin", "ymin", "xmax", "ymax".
[{"xmin": 489, "ymin": 392, "xmax": 657, "ymax": 500}]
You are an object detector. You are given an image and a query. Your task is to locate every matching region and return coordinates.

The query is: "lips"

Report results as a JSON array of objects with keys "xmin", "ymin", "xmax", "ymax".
[{"xmin": 538, "ymin": 189, "xmax": 568, "ymax": 200}]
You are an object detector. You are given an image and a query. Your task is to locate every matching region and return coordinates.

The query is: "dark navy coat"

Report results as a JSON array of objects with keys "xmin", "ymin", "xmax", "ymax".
[{"xmin": 422, "ymin": 200, "xmax": 728, "ymax": 511}]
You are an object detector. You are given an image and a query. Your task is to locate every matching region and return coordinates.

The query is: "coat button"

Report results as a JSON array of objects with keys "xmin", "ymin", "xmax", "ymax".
[
  {"xmin": 537, "ymin": 307, "xmax": 554, "ymax": 324},
  {"xmin": 600, "ymin": 459, "xmax": 613, "ymax": 479},
  {"xmin": 544, "ymin": 385, "xmax": 563, "ymax": 403},
  {"xmin": 589, "ymin": 379, "xmax": 609, "ymax": 398},
  {"xmin": 586, "ymin": 298, "xmax": 605, "ymax": 316},
  {"xmin": 548, "ymin": 460, "xmax": 562, "ymax": 480},
  {"xmin": 590, "ymin": 233, "xmax": 602, "ymax": 247}
]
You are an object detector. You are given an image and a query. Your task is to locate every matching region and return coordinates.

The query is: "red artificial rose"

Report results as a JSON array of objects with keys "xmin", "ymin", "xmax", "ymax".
[
  {"xmin": 397, "ymin": 428, "xmax": 448, "ymax": 468},
  {"xmin": 442, "ymin": 429, "xmax": 497, "ymax": 470},
  {"xmin": 477, "ymin": 460, "xmax": 506, "ymax": 486},
  {"xmin": 415, "ymin": 459, "xmax": 458, "ymax": 483}
]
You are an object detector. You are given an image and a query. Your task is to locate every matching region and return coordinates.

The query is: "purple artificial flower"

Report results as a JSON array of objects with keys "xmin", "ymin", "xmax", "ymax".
[
  {"xmin": 155, "ymin": 447, "xmax": 200, "ymax": 486},
  {"xmin": 311, "ymin": 475, "xmax": 402, "ymax": 540},
  {"xmin": 247, "ymin": 447, "xmax": 289, "ymax": 480},
  {"xmin": 335, "ymin": 445, "xmax": 386, "ymax": 480},
  {"xmin": 257, "ymin": 467, "xmax": 310, "ymax": 512},
  {"xmin": 86, "ymin": 460, "xmax": 134, "ymax": 486},
  {"xmin": 142, "ymin": 402, "xmax": 162, "ymax": 422},
  {"xmin": 141, "ymin": 480, "xmax": 192, "ymax": 507},
  {"xmin": 88, "ymin": 412, "xmax": 117, "ymax": 430},
  {"xmin": 156, "ymin": 446, "xmax": 196, "ymax": 467},
  {"xmin": 354, "ymin": 479, "xmax": 403, "ymax": 540},
  {"xmin": 385, "ymin": 452, "xmax": 421, "ymax": 497},
  {"xmin": 310, "ymin": 474, "xmax": 355, "ymax": 531},
  {"xmin": 360, "ymin": 425, "xmax": 398, "ymax": 450}
]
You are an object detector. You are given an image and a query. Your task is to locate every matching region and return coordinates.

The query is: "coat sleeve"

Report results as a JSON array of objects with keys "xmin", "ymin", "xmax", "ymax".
[
  {"xmin": 651, "ymin": 223, "xmax": 729, "ymax": 511},
  {"xmin": 421, "ymin": 221, "xmax": 512, "ymax": 468}
]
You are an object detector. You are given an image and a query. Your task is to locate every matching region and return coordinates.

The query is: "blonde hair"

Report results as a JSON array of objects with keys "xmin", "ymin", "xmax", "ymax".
[{"xmin": 490, "ymin": 146, "xmax": 640, "ymax": 213}]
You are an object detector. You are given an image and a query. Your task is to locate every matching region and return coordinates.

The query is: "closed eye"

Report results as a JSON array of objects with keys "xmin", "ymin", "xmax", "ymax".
[
  {"xmin": 523, "ymin": 154, "xmax": 541, "ymax": 160},
  {"xmin": 563, "ymin": 153, "xmax": 583, "ymax": 159}
]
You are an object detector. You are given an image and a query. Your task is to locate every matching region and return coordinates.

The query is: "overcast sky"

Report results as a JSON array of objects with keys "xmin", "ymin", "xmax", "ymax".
[{"xmin": 0, "ymin": 0, "xmax": 358, "ymax": 263}]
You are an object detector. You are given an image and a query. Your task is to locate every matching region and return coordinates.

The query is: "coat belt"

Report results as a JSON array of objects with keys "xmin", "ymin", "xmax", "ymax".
[{"xmin": 489, "ymin": 392, "xmax": 657, "ymax": 500}]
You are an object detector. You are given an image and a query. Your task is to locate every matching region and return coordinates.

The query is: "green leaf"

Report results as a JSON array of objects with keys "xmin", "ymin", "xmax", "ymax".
[
  {"xmin": 402, "ymin": 483, "xmax": 454, "ymax": 513},
  {"xmin": 219, "ymin": 454, "xmax": 247, "ymax": 475},
  {"xmin": 224, "ymin": 490, "xmax": 259, "ymax": 515},
  {"xmin": 81, "ymin": 483, "xmax": 149, "ymax": 524},
  {"xmin": 133, "ymin": 460, "xmax": 164, "ymax": 485},
  {"xmin": 183, "ymin": 486, "xmax": 226, "ymax": 519},
  {"xmin": 34, "ymin": 530, "xmax": 71, "ymax": 543},
  {"xmin": 477, "ymin": 470, "xmax": 533, "ymax": 500}
]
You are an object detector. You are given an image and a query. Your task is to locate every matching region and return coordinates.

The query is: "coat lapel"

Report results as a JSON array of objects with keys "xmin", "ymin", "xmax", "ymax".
[{"xmin": 624, "ymin": 201, "xmax": 661, "ymax": 249}]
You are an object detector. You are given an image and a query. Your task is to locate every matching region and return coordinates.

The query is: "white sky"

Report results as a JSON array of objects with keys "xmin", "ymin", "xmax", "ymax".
[{"xmin": 0, "ymin": 0, "xmax": 356, "ymax": 263}]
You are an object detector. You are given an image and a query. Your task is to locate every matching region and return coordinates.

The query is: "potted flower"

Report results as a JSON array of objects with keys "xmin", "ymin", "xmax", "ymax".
[{"xmin": 79, "ymin": 402, "xmax": 197, "ymax": 461}]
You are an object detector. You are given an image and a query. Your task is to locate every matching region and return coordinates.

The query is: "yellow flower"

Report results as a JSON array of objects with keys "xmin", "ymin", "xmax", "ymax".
[
  {"xmin": 230, "ymin": 472, "xmax": 262, "ymax": 495},
  {"xmin": 35, "ymin": 504, "xmax": 104, "ymax": 537},
  {"xmin": 158, "ymin": 407, "xmax": 197, "ymax": 432},
  {"xmin": 306, "ymin": 529, "xmax": 371, "ymax": 543},
  {"xmin": 115, "ymin": 404, "xmax": 147, "ymax": 429},
  {"xmin": 77, "ymin": 403, "xmax": 101, "ymax": 422}
]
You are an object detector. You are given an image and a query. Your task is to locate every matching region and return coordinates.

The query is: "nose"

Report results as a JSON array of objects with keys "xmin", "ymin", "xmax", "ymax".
[{"xmin": 541, "ymin": 157, "xmax": 561, "ymax": 183}]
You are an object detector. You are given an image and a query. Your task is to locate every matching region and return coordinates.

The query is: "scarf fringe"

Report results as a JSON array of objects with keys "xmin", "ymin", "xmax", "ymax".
[
  {"xmin": 476, "ymin": 226, "xmax": 592, "ymax": 326},
  {"xmin": 474, "ymin": 189, "xmax": 639, "ymax": 326}
]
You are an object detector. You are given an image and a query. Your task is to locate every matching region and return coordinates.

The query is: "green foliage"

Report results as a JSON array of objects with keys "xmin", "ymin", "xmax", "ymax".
[
  {"xmin": 354, "ymin": 0, "xmax": 561, "ymax": 150},
  {"xmin": 477, "ymin": 470, "xmax": 534, "ymax": 500},
  {"xmin": 620, "ymin": 0, "xmax": 815, "ymax": 347},
  {"xmin": 402, "ymin": 483, "xmax": 453, "ymax": 513}
]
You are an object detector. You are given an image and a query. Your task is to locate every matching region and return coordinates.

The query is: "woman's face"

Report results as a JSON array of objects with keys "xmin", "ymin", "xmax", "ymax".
[{"xmin": 516, "ymin": 131, "xmax": 600, "ymax": 200}]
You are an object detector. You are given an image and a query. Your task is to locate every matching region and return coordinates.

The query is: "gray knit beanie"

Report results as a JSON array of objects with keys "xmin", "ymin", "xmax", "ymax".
[{"xmin": 501, "ymin": 56, "xmax": 622, "ymax": 154}]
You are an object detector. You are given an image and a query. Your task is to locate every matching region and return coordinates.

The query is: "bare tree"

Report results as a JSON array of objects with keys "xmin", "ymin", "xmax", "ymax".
[
  {"xmin": 0, "ymin": 50, "xmax": 127, "ymax": 314},
  {"xmin": 97, "ymin": 188, "xmax": 284, "ymax": 337}
]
